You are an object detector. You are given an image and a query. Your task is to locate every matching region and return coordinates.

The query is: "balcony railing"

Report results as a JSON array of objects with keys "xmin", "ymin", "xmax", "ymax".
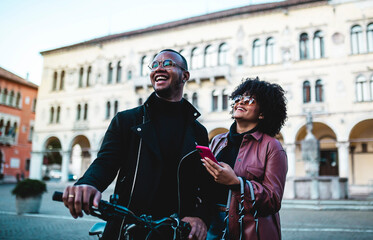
[{"xmin": 0, "ymin": 135, "xmax": 15, "ymax": 145}]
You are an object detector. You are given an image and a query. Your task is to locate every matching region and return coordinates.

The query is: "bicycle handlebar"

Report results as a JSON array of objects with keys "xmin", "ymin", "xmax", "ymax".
[{"xmin": 52, "ymin": 191, "xmax": 191, "ymax": 239}]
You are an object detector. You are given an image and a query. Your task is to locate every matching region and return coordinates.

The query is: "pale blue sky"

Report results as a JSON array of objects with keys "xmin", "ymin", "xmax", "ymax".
[{"xmin": 0, "ymin": 0, "xmax": 278, "ymax": 85}]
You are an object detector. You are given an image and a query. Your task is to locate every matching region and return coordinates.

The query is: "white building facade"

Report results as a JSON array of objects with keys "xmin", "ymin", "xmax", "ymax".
[{"xmin": 31, "ymin": 0, "xmax": 373, "ymax": 189}]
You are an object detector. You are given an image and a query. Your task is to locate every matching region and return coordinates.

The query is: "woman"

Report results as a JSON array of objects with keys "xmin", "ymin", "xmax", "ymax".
[{"xmin": 202, "ymin": 77, "xmax": 287, "ymax": 240}]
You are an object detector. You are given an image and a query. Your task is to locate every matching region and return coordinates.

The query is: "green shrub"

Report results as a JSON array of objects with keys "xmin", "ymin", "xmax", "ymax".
[{"xmin": 12, "ymin": 179, "xmax": 47, "ymax": 198}]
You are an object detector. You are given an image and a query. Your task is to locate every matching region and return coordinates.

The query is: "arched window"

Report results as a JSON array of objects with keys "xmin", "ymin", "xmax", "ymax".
[
  {"xmin": 32, "ymin": 98, "xmax": 37, "ymax": 112},
  {"xmin": 56, "ymin": 106, "xmax": 61, "ymax": 123},
  {"xmin": 300, "ymin": 33, "xmax": 309, "ymax": 60},
  {"xmin": 367, "ymin": 23, "xmax": 373, "ymax": 53},
  {"xmin": 107, "ymin": 63, "xmax": 113, "ymax": 84},
  {"xmin": 237, "ymin": 55, "xmax": 243, "ymax": 66},
  {"xmin": 315, "ymin": 79, "xmax": 324, "ymax": 102},
  {"xmin": 2, "ymin": 89, "xmax": 7, "ymax": 104},
  {"xmin": 138, "ymin": 98, "xmax": 143, "ymax": 106},
  {"xmin": 218, "ymin": 43, "xmax": 228, "ymax": 65},
  {"xmin": 204, "ymin": 45, "xmax": 214, "ymax": 67},
  {"xmin": 183, "ymin": 93, "xmax": 188, "ymax": 101},
  {"xmin": 114, "ymin": 101, "xmax": 118, "ymax": 115},
  {"xmin": 15, "ymin": 92, "xmax": 21, "ymax": 108},
  {"xmin": 116, "ymin": 61, "xmax": 122, "ymax": 83},
  {"xmin": 106, "ymin": 101, "xmax": 111, "ymax": 119},
  {"xmin": 212, "ymin": 90, "xmax": 218, "ymax": 111},
  {"xmin": 313, "ymin": 31, "xmax": 324, "ymax": 59},
  {"xmin": 52, "ymin": 72, "xmax": 57, "ymax": 91},
  {"xmin": 351, "ymin": 25, "xmax": 363, "ymax": 54},
  {"xmin": 9, "ymin": 91, "xmax": 14, "ymax": 106},
  {"xmin": 50, "ymin": 107, "xmax": 55, "ymax": 123},
  {"xmin": 87, "ymin": 66, "xmax": 91, "ymax": 87},
  {"xmin": 11, "ymin": 122, "xmax": 17, "ymax": 137},
  {"xmin": 356, "ymin": 75, "xmax": 368, "ymax": 102},
  {"xmin": 265, "ymin": 37, "xmax": 275, "ymax": 64},
  {"xmin": 5, "ymin": 121, "xmax": 10, "ymax": 135},
  {"xmin": 303, "ymin": 81, "xmax": 311, "ymax": 103},
  {"xmin": 84, "ymin": 103, "xmax": 88, "ymax": 120},
  {"xmin": 79, "ymin": 67, "xmax": 84, "ymax": 87},
  {"xmin": 191, "ymin": 47, "xmax": 202, "ymax": 69},
  {"xmin": 222, "ymin": 89, "xmax": 229, "ymax": 110},
  {"xmin": 192, "ymin": 92, "xmax": 198, "ymax": 108},
  {"xmin": 141, "ymin": 56, "xmax": 149, "ymax": 76},
  {"xmin": 60, "ymin": 70, "xmax": 65, "ymax": 90},
  {"xmin": 76, "ymin": 104, "xmax": 81, "ymax": 121},
  {"xmin": 252, "ymin": 39, "xmax": 261, "ymax": 66}
]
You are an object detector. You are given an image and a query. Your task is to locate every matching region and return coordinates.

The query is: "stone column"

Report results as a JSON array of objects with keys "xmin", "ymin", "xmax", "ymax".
[
  {"xmin": 61, "ymin": 151, "xmax": 71, "ymax": 182},
  {"xmin": 336, "ymin": 142, "xmax": 350, "ymax": 179},
  {"xmin": 29, "ymin": 152, "xmax": 43, "ymax": 180},
  {"xmin": 285, "ymin": 143, "xmax": 296, "ymax": 177},
  {"xmin": 283, "ymin": 143, "xmax": 296, "ymax": 199},
  {"xmin": 310, "ymin": 178, "xmax": 319, "ymax": 199},
  {"xmin": 331, "ymin": 177, "xmax": 341, "ymax": 199}
]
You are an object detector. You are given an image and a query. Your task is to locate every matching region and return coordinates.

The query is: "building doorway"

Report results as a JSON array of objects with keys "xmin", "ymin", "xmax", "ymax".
[{"xmin": 319, "ymin": 149, "xmax": 339, "ymax": 176}]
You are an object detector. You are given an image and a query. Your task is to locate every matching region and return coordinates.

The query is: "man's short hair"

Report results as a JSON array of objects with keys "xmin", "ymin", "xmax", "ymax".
[{"xmin": 159, "ymin": 49, "xmax": 188, "ymax": 70}]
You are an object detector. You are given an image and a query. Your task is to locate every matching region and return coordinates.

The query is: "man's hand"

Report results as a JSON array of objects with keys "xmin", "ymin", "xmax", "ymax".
[
  {"xmin": 62, "ymin": 184, "xmax": 101, "ymax": 219},
  {"xmin": 181, "ymin": 216, "xmax": 207, "ymax": 240}
]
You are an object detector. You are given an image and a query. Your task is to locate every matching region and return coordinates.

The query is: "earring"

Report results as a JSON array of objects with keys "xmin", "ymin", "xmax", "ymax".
[{"xmin": 259, "ymin": 114, "xmax": 264, "ymax": 119}]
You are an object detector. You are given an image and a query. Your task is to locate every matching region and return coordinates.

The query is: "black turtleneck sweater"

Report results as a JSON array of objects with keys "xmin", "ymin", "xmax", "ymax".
[
  {"xmin": 148, "ymin": 96, "xmax": 187, "ymax": 219},
  {"xmin": 214, "ymin": 122, "xmax": 258, "ymax": 204}
]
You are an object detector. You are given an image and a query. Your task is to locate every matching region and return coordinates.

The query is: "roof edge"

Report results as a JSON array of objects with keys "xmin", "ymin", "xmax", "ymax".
[
  {"xmin": 40, "ymin": 0, "xmax": 327, "ymax": 55},
  {"xmin": 0, "ymin": 67, "xmax": 39, "ymax": 88}
]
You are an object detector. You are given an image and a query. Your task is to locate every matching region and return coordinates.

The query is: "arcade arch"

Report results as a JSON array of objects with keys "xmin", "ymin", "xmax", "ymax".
[
  {"xmin": 43, "ymin": 137, "xmax": 62, "ymax": 179},
  {"xmin": 208, "ymin": 127, "xmax": 229, "ymax": 142},
  {"xmin": 348, "ymin": 119, "xmax": 373, "ymax": 185},
  {"xmin": 295, "ymin": 122, "xmax": 338, "ymax": 177},
  {"xmin": 70, "ymin": 135, "xmax": 92, "ymax": 177}
]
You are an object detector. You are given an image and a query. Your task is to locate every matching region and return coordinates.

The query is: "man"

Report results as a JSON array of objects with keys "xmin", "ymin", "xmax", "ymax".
[{"xmin": 63, "ymin": 49, "xmax": 210, "ymax": 240}]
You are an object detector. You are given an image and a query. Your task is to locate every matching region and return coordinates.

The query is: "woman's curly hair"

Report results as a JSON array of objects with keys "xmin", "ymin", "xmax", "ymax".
[{"xmin": 230, "ymin": 77, "xmax": 287, "ymax": 137}]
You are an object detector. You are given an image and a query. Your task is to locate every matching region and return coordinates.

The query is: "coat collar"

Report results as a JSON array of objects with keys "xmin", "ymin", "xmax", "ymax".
[
  {"xmin": 143, "ymin": 92, "xmax": 201, "ymax": 121},
  {"xmin": 131, "ymin": 92, "xmax": 201, "ymax": 162},
  {"xmin": 219, "ymin": 123, "xmax": 263, "ymax": 142}
]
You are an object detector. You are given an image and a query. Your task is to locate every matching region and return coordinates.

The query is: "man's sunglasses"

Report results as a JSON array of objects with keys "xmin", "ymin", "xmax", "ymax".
[
  {"xmin": 232, "ymin": 95, "xmax": 256, "ymax": 105},
  {"xmin": 148, "ymin": 59, "xmax": 186, "ymax": 71}
]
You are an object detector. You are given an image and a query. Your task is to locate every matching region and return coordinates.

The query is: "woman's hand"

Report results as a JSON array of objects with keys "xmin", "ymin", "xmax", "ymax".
[{"xmin": 202, "ymin": 157, "xmax": 240, "ymax": 186}]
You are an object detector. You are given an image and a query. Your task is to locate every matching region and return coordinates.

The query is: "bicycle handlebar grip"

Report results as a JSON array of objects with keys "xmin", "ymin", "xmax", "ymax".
[
  {"xmin": 179, "ymin": 221, "xmax": 192, "ymax": 240},
  {"xmin": 52, "ymin": 191, "xmax": 63, "ymax": 202}
]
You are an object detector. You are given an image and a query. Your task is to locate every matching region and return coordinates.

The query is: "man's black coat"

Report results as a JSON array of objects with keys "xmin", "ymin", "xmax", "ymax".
[{"xmin": 76, "ymin": 93, "xmax": 211, "ymax": 239}]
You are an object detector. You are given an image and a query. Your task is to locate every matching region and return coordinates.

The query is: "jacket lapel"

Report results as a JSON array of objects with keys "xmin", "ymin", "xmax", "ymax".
[
  {"xmin": 180, "ymin": 122, "xmax": 198, "ymax": 158},
  {"xmin": 131, "ymin": 120, "xmax": 162, "ymax": 163}
]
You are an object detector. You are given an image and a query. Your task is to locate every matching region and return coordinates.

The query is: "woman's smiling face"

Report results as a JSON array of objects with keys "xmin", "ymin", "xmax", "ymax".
[{"xmin": 232, "ymin": 93, "xmax": 261, "ymax": 124}]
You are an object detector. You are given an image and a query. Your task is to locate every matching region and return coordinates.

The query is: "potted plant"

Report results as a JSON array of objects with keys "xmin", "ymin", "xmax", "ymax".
[{"xmin": 12, "ymin": 178, "xmax": 47, "ymax": 214}]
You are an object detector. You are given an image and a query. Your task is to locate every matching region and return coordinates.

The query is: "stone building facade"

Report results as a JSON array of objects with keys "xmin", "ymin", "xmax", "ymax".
[{"xmin": 30, "ymin": 0, "xmax": 373, "ymax": 189}]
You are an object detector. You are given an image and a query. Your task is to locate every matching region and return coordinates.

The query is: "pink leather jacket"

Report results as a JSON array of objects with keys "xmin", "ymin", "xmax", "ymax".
[{"xmin": 210, "ymin": 130, "xmax": 288, "ymax": 240}]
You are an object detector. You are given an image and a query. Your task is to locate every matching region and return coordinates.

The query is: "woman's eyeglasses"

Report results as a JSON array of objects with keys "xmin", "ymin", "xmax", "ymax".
[
  {"xmin": 232, "ymin": 95, "xmax": 256, "ymax": 105},
  {"xmin": 148, "ymin": 59, "xmax": 186, "ymax": 71}
]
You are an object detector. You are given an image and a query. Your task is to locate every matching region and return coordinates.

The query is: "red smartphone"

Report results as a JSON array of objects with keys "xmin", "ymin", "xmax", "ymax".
[{"xmin": 196, "ymin": 145, "xmax": 220, "ymax": 165}]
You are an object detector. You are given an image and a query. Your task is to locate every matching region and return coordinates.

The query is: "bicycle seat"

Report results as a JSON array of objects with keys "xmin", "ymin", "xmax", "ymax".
[{"xmin": 89, "ymin": 222, "xmax": 106, "ymax": 236}]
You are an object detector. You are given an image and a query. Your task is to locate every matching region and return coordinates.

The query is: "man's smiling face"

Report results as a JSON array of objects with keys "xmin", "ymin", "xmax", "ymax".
[{"xmin": 149, "ymin": 51, "xmax": 188, "ymax": 101}]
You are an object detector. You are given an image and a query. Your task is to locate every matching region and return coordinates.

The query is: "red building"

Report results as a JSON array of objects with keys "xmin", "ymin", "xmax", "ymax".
[{"xmin": 0, "ymin": 67, "xmax": 38, "ymax": 180}]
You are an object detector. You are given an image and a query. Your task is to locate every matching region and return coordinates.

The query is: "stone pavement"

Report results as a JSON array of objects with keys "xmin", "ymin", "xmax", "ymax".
[{"xmin": 1, "ymin": 181, "xmax": 373, "ymax": 240}]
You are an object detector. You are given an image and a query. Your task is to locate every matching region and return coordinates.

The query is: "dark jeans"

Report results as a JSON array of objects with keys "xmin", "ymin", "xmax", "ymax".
[{"xmin": 207, "ymin": 206, "xmax": 227, "ymax": 240}]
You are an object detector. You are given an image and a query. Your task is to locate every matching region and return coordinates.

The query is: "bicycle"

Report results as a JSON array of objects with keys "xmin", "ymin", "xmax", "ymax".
[{"xmin": 52, "ymin": 191, "xmax": 191, "ymax": 240}]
